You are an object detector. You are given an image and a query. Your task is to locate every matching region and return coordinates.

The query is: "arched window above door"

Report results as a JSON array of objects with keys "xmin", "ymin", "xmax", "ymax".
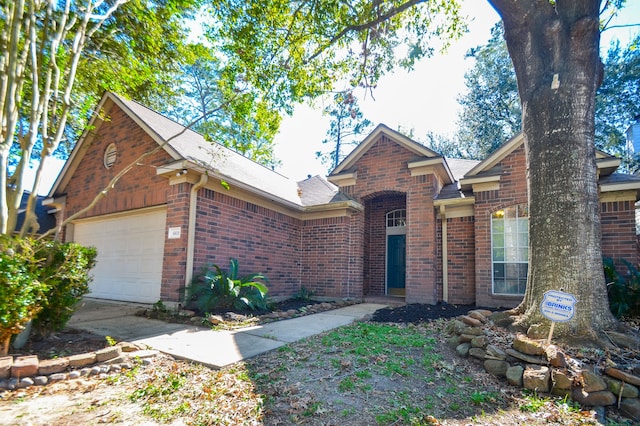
[{"xmin": 386, "ymin": 209, "xmax": 406, "ymax": 228}]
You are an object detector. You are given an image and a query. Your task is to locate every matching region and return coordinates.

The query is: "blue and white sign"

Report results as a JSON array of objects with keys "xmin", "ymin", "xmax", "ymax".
[{"xmin": 540, "ymin": 290, "xmax": 577, "ymax": 322}]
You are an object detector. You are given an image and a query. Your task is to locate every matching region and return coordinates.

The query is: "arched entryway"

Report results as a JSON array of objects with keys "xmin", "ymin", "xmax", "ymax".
[{"xmin": 363, "ymin": 192, "xmax": 406, "ymax": 297}]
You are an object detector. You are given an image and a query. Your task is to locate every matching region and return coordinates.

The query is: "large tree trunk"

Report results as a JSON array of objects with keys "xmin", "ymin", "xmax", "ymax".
[{"xmin": 489, "ymin": 0, "xmax": 617, "ymax": 340}]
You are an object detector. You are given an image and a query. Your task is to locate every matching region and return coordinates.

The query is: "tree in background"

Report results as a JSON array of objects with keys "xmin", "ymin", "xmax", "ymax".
[
  {"xmin": 455, "ymin": 22, "xmax": 521, "ymax": 160},
  {"xmin": 596, "ymin": 34, "xmax": 640, "ymax": 171},
  {"xmin": 455, "ymin": 23, "xmax": 639, "ymax": 166},
  {"xmin": 1, "ymin": 0, "xmax": 201, "ymax": 236},
  {"xmin": 163, "ymin": 44, "xmax": 282, "ymax": 168},
  {"xmin": 316, "ymin": 91, "xmax": 373, "ymax": 172}
]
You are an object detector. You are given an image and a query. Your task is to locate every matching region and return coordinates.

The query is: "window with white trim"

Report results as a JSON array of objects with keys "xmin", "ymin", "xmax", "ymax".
[
  {"xmin": 386, "ymin": 209, "xmax": 406, "ymax": 228},
  {"xmin": 492, "ymin": 204, "xmax": 528, "ymax": 295}
]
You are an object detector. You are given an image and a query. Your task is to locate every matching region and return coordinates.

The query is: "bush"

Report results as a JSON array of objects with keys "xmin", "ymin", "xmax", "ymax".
[
  {"xmin": 32, "ymin": 241, "xmax": 97, "ymax": 337},
  {"xmin": 187, "ymin": 258, "xmax": 269, "ymax": 313},
  {"xmin": 0, "ymin": 236, "xmax": 48, "ymax": 355},
  {"xmin": 603, "ymin": 257, "xmax": 640, "ymax": 319}
]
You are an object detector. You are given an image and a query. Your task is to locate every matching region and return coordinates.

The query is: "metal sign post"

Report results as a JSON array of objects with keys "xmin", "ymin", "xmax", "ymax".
[{"xmin": 540, "ymin": 289, "xmax": 577, "ymax": 345}]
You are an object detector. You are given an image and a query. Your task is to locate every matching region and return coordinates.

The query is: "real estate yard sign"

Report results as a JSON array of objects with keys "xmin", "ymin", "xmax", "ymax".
[{"xmin": 540, "ymin": 290, "xmax": 577, "ymax": 344}]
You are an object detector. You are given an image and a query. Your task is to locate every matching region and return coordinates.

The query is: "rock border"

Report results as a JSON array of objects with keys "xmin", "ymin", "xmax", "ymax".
[
  {"xmin": 0, "ymin": 342, "xmax": 158, "ymax": 390},
  {"xmin": 446, "ymin": 310, "xmax": 640, "ymax": 422}
]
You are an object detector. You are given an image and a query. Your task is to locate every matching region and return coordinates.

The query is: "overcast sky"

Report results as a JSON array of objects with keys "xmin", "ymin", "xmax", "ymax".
[{"xmin": 273, "ymin": 1, "xmax": 640, "ymax": 181}]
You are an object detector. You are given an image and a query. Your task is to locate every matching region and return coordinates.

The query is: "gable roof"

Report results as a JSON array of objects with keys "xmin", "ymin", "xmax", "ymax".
[
  {"xmin": 51, "ymin": 92, "xmax": 345, "ymax": 209},
  {"xmin": 330, "ymin": 124, "xmax": 441, "ymax": 176}
]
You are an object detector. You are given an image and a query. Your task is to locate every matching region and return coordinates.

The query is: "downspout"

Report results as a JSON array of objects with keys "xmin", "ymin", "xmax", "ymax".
[
  {"xmin": 440, "ymin": 205, "xmax": 448, "ymax": 303},
  {"xmin": 185, "ymin": 173, "xmax": 208, "ymax": 291}
]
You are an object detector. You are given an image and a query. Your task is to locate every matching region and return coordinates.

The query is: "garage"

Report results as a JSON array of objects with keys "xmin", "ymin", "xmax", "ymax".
[{"xmin": 72, "ymin": 207, "xmax": 167, "ymax": 303}]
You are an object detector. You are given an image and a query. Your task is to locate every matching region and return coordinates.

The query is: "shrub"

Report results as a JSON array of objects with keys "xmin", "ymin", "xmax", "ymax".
[
  {"xmin": 603, "ymin": 257, "xmax": 640, "ymax": 318},
  {"xmin": 187, "ymin": 258, "xmax": 269, "ymax": 313},
  {"xmin": 0, "ymin": 236, "xmax": 48, "ymax": 355},
  {"xmin": 32, "ymin": 241, "xmax": 97, "ymax": 337}
]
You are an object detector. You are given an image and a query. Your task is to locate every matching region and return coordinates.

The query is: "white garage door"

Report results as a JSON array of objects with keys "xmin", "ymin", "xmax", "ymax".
[{"xmin": 73, "ymin": 208, "xmax": 166, "ymax": 303}]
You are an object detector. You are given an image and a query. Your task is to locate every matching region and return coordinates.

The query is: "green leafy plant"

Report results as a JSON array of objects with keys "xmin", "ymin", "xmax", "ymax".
[
  {"xmin": 292, "ymin": 286, "xmax": 315, "ymax": 301},
  {"xmin": 187, "ymin": 258, "xmax": 269, "ymax": 313},
  {"xmin": 32, "ymin": 241, "xmax": 97, "ymax": 337},
  {"xmin": 0, "ymin": 236, "xmax": 48, "ymax": 355},
  {"xmin": 603, "ymin": 257, "xmax": 640, "ymax": 318}
]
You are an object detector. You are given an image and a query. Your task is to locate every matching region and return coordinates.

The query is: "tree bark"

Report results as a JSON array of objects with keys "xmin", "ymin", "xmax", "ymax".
[{"xmin": 489, "ymin": 0, "xmax": 617, "ymax": 339}]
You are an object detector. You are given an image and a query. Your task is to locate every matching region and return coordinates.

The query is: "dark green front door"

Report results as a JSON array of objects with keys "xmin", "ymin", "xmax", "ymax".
[{"xmin": 387, "ymin": 234, "xmax": 406, "ymax": 296}]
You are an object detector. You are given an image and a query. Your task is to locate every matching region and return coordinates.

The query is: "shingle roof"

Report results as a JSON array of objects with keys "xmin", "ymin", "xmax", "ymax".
[
  {"xmin": 16, "ymin": 191, "xmax": 56, "ymax": 235},
  {"xmin": 111, "ymin": 94, "xmax": 307, "ymax": 207},
  {"xmin": 297, "ymin": 175, "xmax": 338, "ymax": 206}
]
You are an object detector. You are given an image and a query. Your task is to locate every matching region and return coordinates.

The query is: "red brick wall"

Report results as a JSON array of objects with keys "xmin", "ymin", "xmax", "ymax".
[
  {"xmin": 436, "ymin": 216, "xmax": 476, "ymax": 304},
  {"xmin": 193, "ymin": 189, "xmax": 302, "ymax": 298},
  {"xmin": 342, "ymin": 135, "xmax": 439, "ymax": 303},
  {"xmin": 474, "ymin": 145, "xmax": 528, "ymax": 308},
  {"xmin": 62, "ymin": 104, "xmax": 171, "ymax": 220},
  {"xmin": 301, "ymin": 214, "xmax": 363, "ymax": 298},
  {"xmin": 601, "ymin": 200, "xmax": 637, "ymax": 265},
  {"xmin": 161, "ymin": 183, "xmax": 190, "ymax": 301}
]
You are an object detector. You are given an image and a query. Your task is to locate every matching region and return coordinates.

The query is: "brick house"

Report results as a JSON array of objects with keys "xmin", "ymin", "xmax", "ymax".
[{"xmin": 47, "ymin": 92, "xmax": 640, "ymax": 307}]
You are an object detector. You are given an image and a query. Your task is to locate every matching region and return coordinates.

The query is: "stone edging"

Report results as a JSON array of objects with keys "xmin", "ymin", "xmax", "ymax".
[
  {"xmin": 446, "ymin": 310, "xmax": 640, "ymax": 422},
  {"xmin": 0, "ymin": 342, "xmax": 158, "ymax": 390}
]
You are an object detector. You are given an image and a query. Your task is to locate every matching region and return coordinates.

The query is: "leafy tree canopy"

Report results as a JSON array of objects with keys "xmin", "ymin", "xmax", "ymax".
[{"xmin": 205, "ymin": 0, "xmax": 467, "ymax": 112}]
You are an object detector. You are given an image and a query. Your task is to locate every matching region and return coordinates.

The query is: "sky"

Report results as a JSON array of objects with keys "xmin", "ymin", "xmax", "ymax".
[
  {"xmin": 27, "ymin": 1, "xmax": 640, "ymax": 194},
  {"xmin": 273, "ymin": 1, "xmax": 640, "ymax": 181}
]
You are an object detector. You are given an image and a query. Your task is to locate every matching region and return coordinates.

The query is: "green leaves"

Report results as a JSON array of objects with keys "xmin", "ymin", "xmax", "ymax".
[{"xmin": 188, "ymin": 258, "xmax": 270, "ymax": 313}]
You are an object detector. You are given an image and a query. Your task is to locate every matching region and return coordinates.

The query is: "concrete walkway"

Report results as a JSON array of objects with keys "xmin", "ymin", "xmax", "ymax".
[{"xmin": 68, "ymin": 299, "xmax": 387, "ymax": 369}]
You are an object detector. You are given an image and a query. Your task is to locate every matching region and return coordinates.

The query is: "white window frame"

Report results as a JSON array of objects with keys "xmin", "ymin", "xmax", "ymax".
[{"xmin": 491, "ymin": 204, "xmax": 528, "ymax": 296}]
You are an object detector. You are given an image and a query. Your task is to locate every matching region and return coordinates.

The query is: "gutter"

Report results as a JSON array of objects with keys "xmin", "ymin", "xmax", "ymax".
[
  {"xmin": 185, "ymin": 173, "xmax": 209, "ymax": 291},
  {"xmin": 440, "ymin": 205, "xmax": 448, "ymax": 303}
]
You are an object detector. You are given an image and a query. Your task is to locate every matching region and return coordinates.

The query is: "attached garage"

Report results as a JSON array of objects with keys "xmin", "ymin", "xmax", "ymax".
[{"xmin": 72, "ymin": 207, "xmax": 167, "ymax": 303}]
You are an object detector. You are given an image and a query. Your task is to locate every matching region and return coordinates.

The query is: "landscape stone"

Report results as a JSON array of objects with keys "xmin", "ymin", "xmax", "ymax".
[
  {"xmin": 11, "ymin": 355, "xmax": 39, "ymax": 378},
  {"xmin": 444, "ymin": 319, "xmax": 465, "ymax": 335},
  {"xmin": 512, "ymin": 334, "xmax": 545, "ymax": 356},
  {"xmin": 18, "ymin": 377, "xmax": 34, "ymax": 388},
  {"xmin": 544, "ymin": 345, "xmax": 567, "ymax": 368},
  {"xmin": 68, "ymin": 352, "xmax": 96, "ymax": 367},
  {"xmin": 604, "ymin": 367, "xmax": 640, "ymax": 386},
  {"xmin": 582, "ymin": 369, "xmax": 607, "ymax": 393},
  {"xmin": 523, "ymin": 365, "xmax": 550, "ymax": 393},
  {"xmin": 469, "ymin": 309, "xmax": 493, "ymax": 318},
  {"xmin": 49, "ymin": 373, "xmax": 67, "ymax": 382},
  {"xmin": 459, "ymin": 334, "xmax": 474, "ymax": 343},
  {"xmin": 506, "ymin": 365, "xmax": 524, "ymax": 386},
  {"xmin": 456, "ymin": 343, "xmax": 471, "ymax": 357},
  {"xmin": 89, "ymin": 366, "xmax": 101, "ymax": 375},
  {"xmin": 620, "ymin": 398, "xmax": 640, "ymax": 421},
  {"xmin": 459, "ymin": 315, "xmax": 483, "ymax": 327},
  {"xmin": 38, "ymin": 357, "xmax": 69, "ymax": 375},
  {"xmin": 0, "ymin": 356, "xmax": 12, "ymax": 379},
  {"xmin": 471, "ymin": 335, "xmax": 489, "ymax": 348},
  {"xmin": 469, "ymin": 348, "xmax": 486, "ymax": 360},
  {"xmin": 485, "ymin": 345, "xmax": 507, "ymax": 360},
  {"xmin": 603, "ymin": 376, "xmax": 639, "ymax": 398},
  {"xmin": 467, "ymin": 311, "xmax": 487, "ymax": 323},
  {"xmin": 488, "ymin": 311, "xmax": 515, "ymax": 328},
  {"xmin": 484, "ymin": 359, "xmax": 509, "ymax": 377},
  {"xmin": 116, "ymin": 341, "xmax": 144, "ymax": 352},
  {"xmin": 551, "ymin": 370, "xmax": 573, "ymax": 390},
  {"xmin": 462, "ymin": 326, "xmax": 484, "ymax": 336},
  {"xmin": 34, "ymin": 376, "xmax": 48, "ymax": 386},
  {"xmin": 95, "ymin": 346, "xmax": 121, "ymax": 362},
  {"xmin": 571, "ymin": 389, "xmax": 616, "ymax": 406},
  {"xmin": 505, "ymin": 348, "xmax": 546, "ymax": 365},
  {"xmin": 526, "ymin": 323, "xmax": 548, "ymax": 339},
  {"xmin": 209, "ymin": 315, "xmax": 224, "ymax": 325},
  {"xmin": 447, "ymin": 335, "xmax": 461, "ymax": 349},
  {"xmin": 68, "ymin": 371, "xmax": 81, "ymax": 379}
]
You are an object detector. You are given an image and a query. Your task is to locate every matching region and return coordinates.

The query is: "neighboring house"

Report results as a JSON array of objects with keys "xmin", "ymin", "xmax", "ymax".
[
  {"xmin": 47, "ymin": 92, "xmax": 640, "ymax": 307},
  {"xmin": 14, "ymin": 191, "xmax": 57, "ymax": 236}
]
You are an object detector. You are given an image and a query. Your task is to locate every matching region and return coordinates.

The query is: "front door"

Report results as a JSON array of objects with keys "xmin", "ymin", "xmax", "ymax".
[
  {"xmin": 386, "ymin": 234, "xmax": 406, "ymax": 296},
  {"xmin": 385, "ymin": 209, "xmax": 407, "ymax": 296}
]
